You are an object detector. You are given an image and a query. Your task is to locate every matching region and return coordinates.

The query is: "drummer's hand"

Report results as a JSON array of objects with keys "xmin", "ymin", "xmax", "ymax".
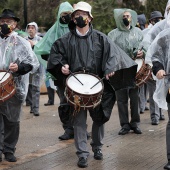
[
  {"xmin": 156, "ymin": 70, "xmax": 166, "ymax": 79},
  {"xmin": 105, "ymin": 72, "xmax": 115, "ymax": 80},
  {"xmin": 61, "ymin": 64, "xmax": 70, "ymax": 75},
  {"xmin": 9, "ymin": 63, "xmax": 18, "ymax": 72},
  {"xmin": 136, "ymin": 50, "xmax": 143, "ymax": 58}
]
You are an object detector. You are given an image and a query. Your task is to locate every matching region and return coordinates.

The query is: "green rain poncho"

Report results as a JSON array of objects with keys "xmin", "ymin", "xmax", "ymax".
[
  {"xmin": 108, "ymin": 9, "xmax": 143, "ymax": 59},
  {"xmin": 34, "ymin": 2, "xmax": 73, "ymax": 68}
]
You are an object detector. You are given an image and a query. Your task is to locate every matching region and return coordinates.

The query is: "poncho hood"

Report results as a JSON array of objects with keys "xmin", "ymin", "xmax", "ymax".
[{"xmin": 114, "ymin": 8, "xmax": 137, "ymax": 31}]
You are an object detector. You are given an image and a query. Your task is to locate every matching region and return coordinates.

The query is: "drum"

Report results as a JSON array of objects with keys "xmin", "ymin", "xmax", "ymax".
[
  {"xmin": 65, "ymin": 72, "xmax": 104, "ymax": 111},
  {"xmin": 0, "ymin": 71, "xmax": 16, "ymax": 102},
  {"xmin": 135, "ymin": 58, "xmax": 152, "ymax": 87}
]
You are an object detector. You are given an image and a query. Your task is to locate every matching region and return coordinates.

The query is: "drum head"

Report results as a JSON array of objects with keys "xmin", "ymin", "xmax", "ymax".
[
  {"xmin": 67, "ymin": 73, "xmax": 103, "ymax": 95},
  {"xmin": 0, "ymin": 72, "xmax": 10, "ymax": 83},
  {"xmin": 135, "ymin": 58, "xmax": 143, "ymax": 72}
]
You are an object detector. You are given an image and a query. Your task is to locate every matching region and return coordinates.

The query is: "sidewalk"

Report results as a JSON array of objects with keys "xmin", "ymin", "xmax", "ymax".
[{"xmin": 0, "ymin": 93, "xmax": 168, "ymax": 170}]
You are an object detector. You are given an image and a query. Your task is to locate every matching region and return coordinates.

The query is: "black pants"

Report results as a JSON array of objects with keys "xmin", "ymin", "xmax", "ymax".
[
  {"xmin": 0, "ymin": 114, "xmax": 19, "ymax": 154},
  {"xmin": 57, "ymin": 85, "xmax": 74, "ymax": 135}
]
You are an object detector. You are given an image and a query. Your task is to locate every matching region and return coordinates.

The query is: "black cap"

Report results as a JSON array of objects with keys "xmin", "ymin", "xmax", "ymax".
[
  {"xmin": 0, "ymin": 9, "xmax": 20, "ymax": 22},
  {"xmin": 149, "ymin": 11, "xmax": 163, "ymax": 21}
]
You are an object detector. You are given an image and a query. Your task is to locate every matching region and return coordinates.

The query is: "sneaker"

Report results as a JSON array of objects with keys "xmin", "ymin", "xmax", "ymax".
[
  {"xmin": 4, "ymin": 152, "xmax": 17, "ymax": 162},
  {"xmin": 77, "ymin": 157, "xmax": 88, "ymax": 168},
  {"xmin": 94, "ymin": 149, "xmax": 103, "ymax": 160}
]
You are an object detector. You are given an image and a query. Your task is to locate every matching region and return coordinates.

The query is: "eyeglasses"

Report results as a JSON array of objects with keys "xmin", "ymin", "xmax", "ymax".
[{"xmin": 0, "ymin": 19, "xmax": 15, "ymax": 25}]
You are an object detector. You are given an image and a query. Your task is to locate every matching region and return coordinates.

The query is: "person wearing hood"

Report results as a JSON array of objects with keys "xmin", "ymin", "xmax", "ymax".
[
  {"xmin": 0, "ymin": 9, "xmax": 39, "ymax": 162},
  {"xmin": 34, "ymin": 2, "xmax": 76, "ymax": 140},
  {"xmin": 108, "ymin": 8, "xmax": 144, "ymax": 135},
  {"xmin": 25, "ymin": 22, "xmax": 43, "ymax": 116},
  {"xmin": 149, "ymin": 27, "xmax": 170, "ymax": 170},
  {"xmin": 47, "ymin": 1, "xmax": 138, "ymax": 168}
]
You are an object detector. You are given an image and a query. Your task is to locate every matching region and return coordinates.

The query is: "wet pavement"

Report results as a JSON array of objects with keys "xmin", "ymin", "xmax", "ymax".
[{"xmin": 0, "ymin": 93, "xmax": 168, "ymax": 170}]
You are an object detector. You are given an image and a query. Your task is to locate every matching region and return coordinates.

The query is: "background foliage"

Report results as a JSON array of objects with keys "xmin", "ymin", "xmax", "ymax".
[{"xmin": 0, "ymin": 0, "xmax": 168, "ymax": 34}]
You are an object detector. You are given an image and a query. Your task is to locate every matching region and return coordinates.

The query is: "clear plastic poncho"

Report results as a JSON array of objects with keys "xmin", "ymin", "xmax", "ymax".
[
  {"xmin": 34, "ymin": 1, "xmax": 73, "ymax": 69},
  {"xmin": 149, "ymin": 28, "xmax": 170, "ymax": 110},
  {"xmin": 25, "ymin": 33, "xmax": 45, "ymax": 87},
  {"xmin": 143, "ymin": 1, "xmax": 170, "ymax": 58},
  {"xmin": 108, "ymin": 9, "xmax": 143, "ymax": 59},
  {"xmin": 0, "ymin": 31, "xmax": 39, "ymax": 103}
]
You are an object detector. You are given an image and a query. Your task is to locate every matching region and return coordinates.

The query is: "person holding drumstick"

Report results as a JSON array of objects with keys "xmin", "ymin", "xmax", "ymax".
[
  {"xmin": 0, "ymin": 9, "xmax": 39, "ymax": 162},
  {"xmin": 108, "ymin": 9, "xmax": 144, "ymax": 135},
  {"xmin": 47, "ymin": 2, "xmax": 138, "ymax": 168}
]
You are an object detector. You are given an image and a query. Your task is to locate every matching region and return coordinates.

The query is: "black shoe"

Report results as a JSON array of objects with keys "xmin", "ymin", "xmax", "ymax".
[
  {"xmin": 77, "ymin": 157, "xmax": 88, "ymax": 168},
  {"xmin": 140, "ymin": 111, "xmax": 144, "ymax": 114},
  {"xmin": 94, "ymin": 149, "xmax": 103, "ymax": 160},
  {"xmin": 164, "ymin": 162, "xmax": 170, "ymax": 169},
  {"xmin": 4, "ymin": 152, "xmax": 17, "ymax": 162},
  {"xmin": 34, "ymin": 113, "xmax": 39, "ymax": 116},
  {"xmin": 145, "ymin": 106, "xmax": 149, "ymax": 111},
  {"xmin": 30, "ymin": 110, "xmax": 34, "ymax": 114},
  {"xmin": 44, "ymin": 102, "xmax": 54, "ymax": 106},
  {"xmin": 151, "ymin": 119, "xmax": 159, "ymax": 125},
  {"xmin": 160, "ymin": 114, "xmax": 165, "ymax": 120},
  {"xmin": 58, "ymin": 133, "xmax": 74, "ymax": 140},
  {"xmin": 132, "ymin": 127, "xmax": 142, "ymax": 134},
  {"xmin": 26, "ymin": 103, "xmax": 30, "ymax": 106},
  {"xmin": 118, "ymin": 128, "xmax": 130, "ymax": 135}
]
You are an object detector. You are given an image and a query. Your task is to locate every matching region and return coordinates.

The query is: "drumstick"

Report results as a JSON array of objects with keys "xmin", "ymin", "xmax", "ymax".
[
  {"xmin": 56, "ymin": 59, "xmax": 84, "ymax": 86},
  {"xmin": 163, "ymin": 74, "xmax": 170, "ymax": 76},
  {"xmin": 0, "ymin": 58, "xmax": 19, "ymax": 81},
  {"xmin": 90, "ymin": 77, "xmax": 105, "ymax": 89}
]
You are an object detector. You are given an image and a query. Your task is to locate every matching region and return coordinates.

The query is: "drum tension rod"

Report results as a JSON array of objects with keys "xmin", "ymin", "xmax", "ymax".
[{"xmin": 56, "ymin": 59, "xmax": 84, "ymax": 85}]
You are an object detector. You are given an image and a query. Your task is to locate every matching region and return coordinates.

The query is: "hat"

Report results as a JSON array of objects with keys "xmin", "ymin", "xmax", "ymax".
[
  {"xmin": 26, "ymin": 22, "xmax": 38, "ymax": 32},
  {"xmin": 149, "ymin": 11, "xmax": 163, "ymax": 21},
  {"xmin": 72, "ymin": 1, "xmax": 93, "ymax": 19},
  {"xmin": 0, "ymin": 9, "xmax": 20, "ymax": 22}
]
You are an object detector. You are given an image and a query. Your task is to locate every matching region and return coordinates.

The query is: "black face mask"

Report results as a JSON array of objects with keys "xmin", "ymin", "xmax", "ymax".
[
  {"xmin": 123, "ymin": 18, "xmax": 130, "ymax": 27},
  {"xmin": 75, "ymin": 16, "xmax": 87, "ymax": 28},
  {"xmin": 0, "ymin": 24, "xmax": 12, "ymax": 35},
  {"xmin": 59, "ymin": 14, "xmax": 71, "ymax": 24},
  {"xmin": 152, "ymin": 18, "xmax": 162, "ymax": 25}
]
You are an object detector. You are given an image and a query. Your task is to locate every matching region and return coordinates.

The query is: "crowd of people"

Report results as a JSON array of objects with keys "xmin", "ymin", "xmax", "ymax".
[{"xmin": 0, "ymin": 0, "xmax": 170, "ymax": 169}]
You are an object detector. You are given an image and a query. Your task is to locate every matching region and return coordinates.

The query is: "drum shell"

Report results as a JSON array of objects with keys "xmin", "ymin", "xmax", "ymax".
[
  {"xmin": 135, "ymin": 59, "xmax": 152, "ymax": 87},
  {"xmin": 65, "ymin": 72, "xmax": 104, "ymax": 109},
  {"xmin": 0, "ymin": 71, "xmax": 16, "ymax": 102}
]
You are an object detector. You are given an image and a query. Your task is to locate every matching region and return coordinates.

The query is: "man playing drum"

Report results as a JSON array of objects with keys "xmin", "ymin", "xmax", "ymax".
[
  {"xmin": 47, "ymin": 2, "xmax": 137, "ymax": 168},
  {"xmin": 0, "ymin": 9, "xmax": 39, "ymax": 162}
]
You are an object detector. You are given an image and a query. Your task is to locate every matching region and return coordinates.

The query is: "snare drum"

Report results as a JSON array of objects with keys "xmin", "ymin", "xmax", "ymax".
[
  {"xmin": 65, "ymin": 72, "xmax": 104, "ymax": 111},
  {"xmin": 135, "ymin": 58, "xmax": 152, "ymax": 87},
  {"xmin": 0, "ymin": 71, "xmax": 16, "ymax": 102}
]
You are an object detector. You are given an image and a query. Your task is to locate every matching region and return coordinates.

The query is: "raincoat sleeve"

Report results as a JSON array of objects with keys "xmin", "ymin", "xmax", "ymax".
[
  {"xmin": 104, "ymin": 37, "xmax": 138, "ymax": 90},
  {"xmin": 47, "ymin": 38, "xmax": 68, "ymax": 86},
  {"xmin": 149, "ymin": 28, "xmax": 170, "ymax": 110}
]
